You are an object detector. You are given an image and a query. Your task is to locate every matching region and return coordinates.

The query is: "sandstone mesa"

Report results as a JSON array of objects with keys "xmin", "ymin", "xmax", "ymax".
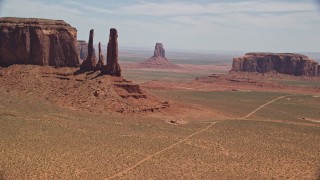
[
  {"xmin": 231, "ymin": 53, "xmax": 320, "ymax": 76},
  {"xmin": 0, "ymin": 17, "xmax": 79, "ymax": 67}
]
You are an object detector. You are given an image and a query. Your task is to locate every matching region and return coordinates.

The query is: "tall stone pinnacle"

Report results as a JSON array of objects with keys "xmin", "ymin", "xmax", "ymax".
[
  {"xmin": 96, "ymin": 42, "xmax": 104, "ymax": 70},
  {"xmin": 153, "ymin": 43, "xmax": 166, "ymax": 58},
  {"xmin": 99, "ymin": 42, "xmax": 102, "ymax": 62},
  {"xmin": 88, "ymin": 29, "xmax": 94, "ymax": 58},
  {"xmin": 80, "ymin": 29, "xmax": 97, "ymax": 71},
  {"xmin": 103, "ymin": 28, "xmax": 121, "ymax": 76}
]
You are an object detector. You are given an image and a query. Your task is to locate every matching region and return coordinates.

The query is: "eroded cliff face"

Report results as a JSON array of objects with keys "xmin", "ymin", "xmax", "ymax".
[
  {"xmin": 231, "ymin": 53, "xmax": 319, "ymax": 76},
  {"xmin": 0, "ymin": 17, "xmax": 79, "ymax": 67}
]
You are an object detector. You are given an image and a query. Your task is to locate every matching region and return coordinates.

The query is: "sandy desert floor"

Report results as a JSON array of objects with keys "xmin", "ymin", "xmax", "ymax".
[{"xmin": 0, "ymin": 64, "xmax": 320, "ymax": 179}]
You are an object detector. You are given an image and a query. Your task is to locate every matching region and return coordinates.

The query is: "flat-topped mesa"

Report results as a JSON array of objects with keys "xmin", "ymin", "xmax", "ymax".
[
  {"xmin": 95, "ymin": 42, "xmax": 104, "ymax": 70},
  {"xmin": 0, "ymin": 17, "xmax": 79, "ymax": 67},
  {"xmin": 153, "ymin": 43, "xmax": 166, "ymax": 59},
  {"xmin": 231, "ymin": 53, "xmax": 319, "ymax": 76},
  {"xmin": 78, "ymin": 40, "xmax": 88, "ymax": 60},
  {"xmin": 80, "ymin": 29, "xmax": 97, "ymax": 71},
  {"xmin": 102, "ymin": 28, "xmax": 121, "ymax": 77}
]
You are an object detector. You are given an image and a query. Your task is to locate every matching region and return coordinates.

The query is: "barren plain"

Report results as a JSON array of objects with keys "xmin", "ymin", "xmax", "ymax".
[{"xmin": 0, "ymin": 50, "xmax": 320, "ymax": 179}]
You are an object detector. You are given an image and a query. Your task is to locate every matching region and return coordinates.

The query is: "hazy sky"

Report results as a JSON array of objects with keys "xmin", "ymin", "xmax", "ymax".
[{"xmin": 1, "ymin": 0, "xmax": 320, "ymax": 52}]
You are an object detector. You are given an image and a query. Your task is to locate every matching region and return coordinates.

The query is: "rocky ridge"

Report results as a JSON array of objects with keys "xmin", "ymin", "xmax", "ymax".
[{"xmin": 0, "ymin": 65, "xmax": 169, "ymax": 113}]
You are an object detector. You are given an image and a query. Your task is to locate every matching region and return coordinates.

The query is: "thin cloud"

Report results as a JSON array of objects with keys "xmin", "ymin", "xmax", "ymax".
[
  {"xmin": 170, "ymin": 11, "xmax": 320, "ymax": 29},
  {"xmin": 64, "ymin": 1, "xmax": 115, "ymax": 14},
  {"xmin": 0, "ymin": 0, "xmax": 83, "ymax": 17},
  {"xmin": 116, "ymin": 1, "xmax": 317, "ymax": 16},
  {"xmin": 1, "ymin": 0, "xmax": 319, "ymax": 52},
  {"xmin": 62, "ymin": 1, "xmax": 317, "ymax": 16}
]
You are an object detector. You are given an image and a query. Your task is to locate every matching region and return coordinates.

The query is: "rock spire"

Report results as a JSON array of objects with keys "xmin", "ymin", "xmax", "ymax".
[
  {"xmin": 153, "ymin": 43, "xmax": 166, "ymax": 58},
  {"xmin": 80, "ymin": 29, "xmax": 97, "ymax": 71},
  {"xmin": 96, "ymin": 42, "xmax": 104, "ymax": 70},
  {"xmin": 103, "ymin": 28, "xmax": 121, "ymax": 76}
]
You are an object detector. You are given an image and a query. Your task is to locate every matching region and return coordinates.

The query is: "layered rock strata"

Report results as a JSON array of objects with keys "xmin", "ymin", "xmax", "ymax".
[
  {"xmin": 231, "ymin": 53, "xmax": 319, "ymax": 76},
  {"xmin": 0, "ymin": 17, "xmax": 79, "ymax": 67}
]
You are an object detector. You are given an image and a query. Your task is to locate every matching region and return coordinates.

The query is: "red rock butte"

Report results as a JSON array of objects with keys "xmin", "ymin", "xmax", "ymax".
[
  {"xmin": 0, "ymin": 17, "xmax": 80, "ymax": 67},
  {"xmin": 0, "ymin": 17, "xmax": 168, "ymax": 114},
  {"xmin": 153, "ymin": 43, "xmax": 166, "ymax": 58},
  {"xmin": 138, "ymin": 43, "xmax": 180, "ymax": 69},
  {"xmin": 231, "ymin": 53, "xmax": 320, "ymax": 76}
]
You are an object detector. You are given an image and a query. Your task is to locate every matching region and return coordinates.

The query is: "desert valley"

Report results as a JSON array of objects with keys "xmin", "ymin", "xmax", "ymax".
[{"xmin": 0, "ymin": 6, "xmax": 320, "ymax": 180}]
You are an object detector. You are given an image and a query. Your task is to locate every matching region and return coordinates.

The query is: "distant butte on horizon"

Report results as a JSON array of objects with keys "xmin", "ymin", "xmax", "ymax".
[
  {"xmin": 231, "ymin": 52, "xmax": 320, "ymax": 77},
  {"xmin": 138, "ymin": 43, "xmax": 181, "ymax": 69}
]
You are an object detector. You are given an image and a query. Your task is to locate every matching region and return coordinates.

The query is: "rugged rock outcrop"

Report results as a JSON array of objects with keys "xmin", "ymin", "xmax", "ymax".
[
  {"xmin": 103, "ymin": 28, "xmax": 121, "ymax": 76},
  {"xmin": 153, "ymin": 43, "xmax": 165, "ymax": 58},
  {"xmin": 231, "ymin": 53, "xmax": 319, "ymax": 76},
  {"xmin": 96, "ymin": 42, "xmax": 104, "ymax": 70},
  {"xmin": 0, "ymin": 65, "xmax": 170, "ymax": 114},
  {"xmin": 80, "ymin": 29, "xmax": 97, "ymax": 71},
  {"xmin": 138, "ymin": 43, "xmax": 180, "ymax": 69},
  {"xmin": 78, "ymin": 40, "xmax": 88, "ymax": 60},
  {"xmin": 0, "ymin": 17, "xmax": 79, "ymax": 67}
]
